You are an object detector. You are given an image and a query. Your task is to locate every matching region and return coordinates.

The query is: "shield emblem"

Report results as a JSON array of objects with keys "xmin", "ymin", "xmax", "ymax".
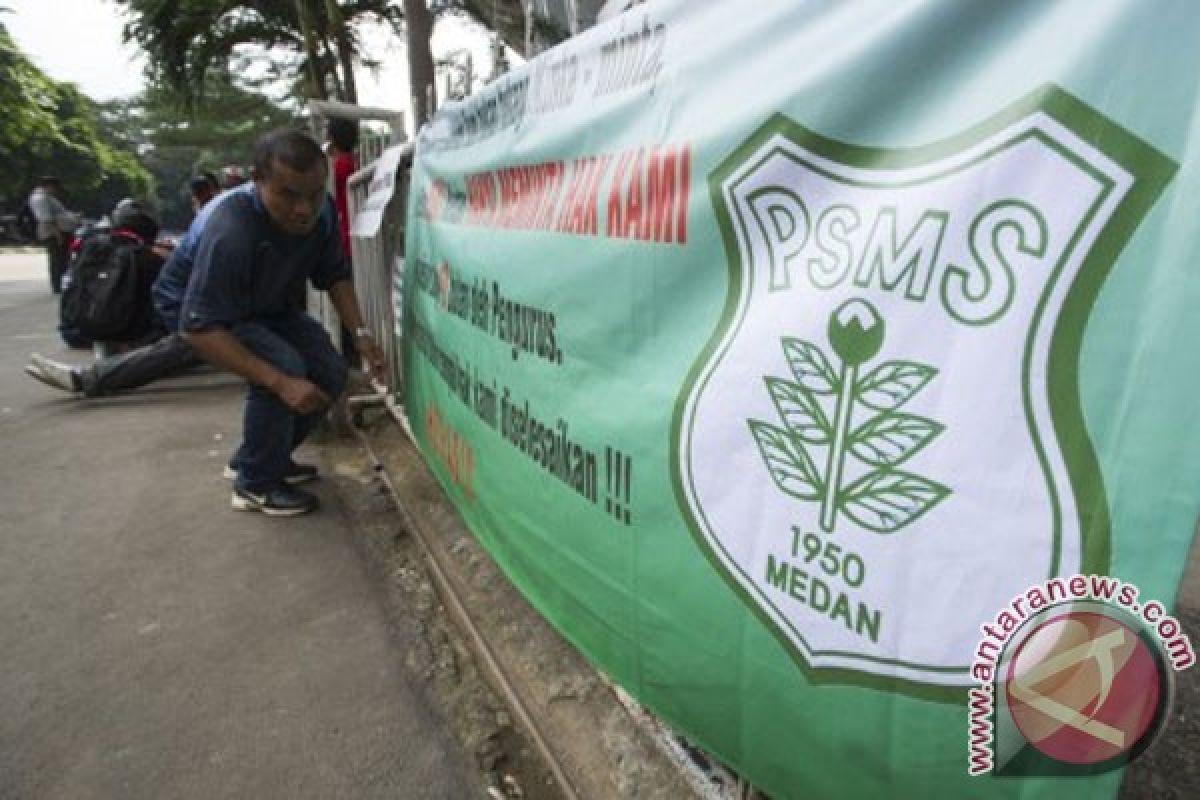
[{"xmin": 673, "ymin": 87, "xmax": 1174, "ymax": 689}]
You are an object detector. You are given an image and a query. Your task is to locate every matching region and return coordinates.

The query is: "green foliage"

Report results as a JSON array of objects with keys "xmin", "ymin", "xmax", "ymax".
[
  {"xmin": 0, "ymin": 22, "xmax": 151, "ymax": 218},
  {"xmin": 104, "ymin": 71, "xmax": 301, "ymax": 228},
  {"xmin": 0, "ymin": 18, "xmax": 299, "ymax": 230},
  {"xmin": 114, "ymin": 0, "xmax": 403, "ymax": 109}
]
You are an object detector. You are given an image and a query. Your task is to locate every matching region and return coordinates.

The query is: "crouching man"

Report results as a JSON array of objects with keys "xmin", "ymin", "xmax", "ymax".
[{"xmin": 182, "ymin": 128, "xmax": 384, "ymax": 516}]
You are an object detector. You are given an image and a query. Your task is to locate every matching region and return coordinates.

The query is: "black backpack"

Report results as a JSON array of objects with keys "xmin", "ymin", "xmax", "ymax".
[{"xmin": 62, "ymin": 232, "xmax": 148, "ymax": 341}]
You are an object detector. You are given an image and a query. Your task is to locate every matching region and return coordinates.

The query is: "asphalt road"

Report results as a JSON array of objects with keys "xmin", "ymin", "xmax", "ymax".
[{"xmin": 0, "ymin": 253, "xmax": 480, "ymax": 799}]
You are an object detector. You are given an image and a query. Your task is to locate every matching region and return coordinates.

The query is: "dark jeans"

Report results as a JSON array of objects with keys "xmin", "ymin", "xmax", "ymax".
[
  {"xmin": 80, "ymin": 332, "xmax": 203, "ymax": 397},
  {"xmin": 41, "ymin": 235, "xmax": 67, "ymax": 293},
  {"xmin": 229, "ymin": 312, "xmax": 347, "ymax": 493}
]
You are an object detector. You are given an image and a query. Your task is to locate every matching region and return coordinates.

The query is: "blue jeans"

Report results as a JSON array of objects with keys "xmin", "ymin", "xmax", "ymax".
[
  {"xmin": 229, "ymin": 312, "xmax": 347, "ymax": 492},
  {"xmin": 80, "ymin": 332, "xmax": 203, "ymax": 397}
]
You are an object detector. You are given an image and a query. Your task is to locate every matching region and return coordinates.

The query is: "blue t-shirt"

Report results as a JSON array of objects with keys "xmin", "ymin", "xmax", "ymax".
[
  {"xmin": 153, "ymin": 186, "xmax": 243, "ymax": 330},
  {"xmin": 154, "ymin": 184, "xmax": 350, "ymax": 332}
]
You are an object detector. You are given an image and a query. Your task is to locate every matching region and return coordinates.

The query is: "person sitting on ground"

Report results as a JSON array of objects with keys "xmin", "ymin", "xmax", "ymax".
[
  {"xmin": 95, "ymin": 200, "xmax": 168, "ymax": 348},
  {"xmin": 179, "ymin": 128, "xmax": 384, "ymax": 516},
  {"xmin": 42, "ymin": 199, "xmax": 165, "ymax": 357},
  {"xmin": 24, "ymin": 192, "xmax": 233, "ymax": 397},
  {"xmin": 28, "ymin": 176, "xmax": 81, "ymax": 293},
  {"xmin": 56, "ymin": 213, "xmax": 114, "ymax": 349}
]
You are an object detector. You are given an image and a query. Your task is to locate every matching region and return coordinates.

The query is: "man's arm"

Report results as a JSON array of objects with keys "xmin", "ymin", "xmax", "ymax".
[
  {"xmin": 184, "ymin": 327, "xmax": 330, "ymax": 413},
  {"xmin": 47, "ymin": 196, "xmax": 78, "ymax": 234},
  {"xmin": 327, "ymin": 278, "xmax": 388, "ymax": 385}
]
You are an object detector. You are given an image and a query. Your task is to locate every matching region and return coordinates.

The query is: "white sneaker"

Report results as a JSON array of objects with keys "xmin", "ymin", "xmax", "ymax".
[{"xmin": 25, "ymin": 355, "xmax": 80, "ymax": 393}]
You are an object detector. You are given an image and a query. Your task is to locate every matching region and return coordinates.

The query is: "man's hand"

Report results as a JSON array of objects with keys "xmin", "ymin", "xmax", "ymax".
[
  {"xmin": 357, "ymin": 334, "xmax": 388, "ymax": 386},
  {"xmin": 272, "ymin": 375, "xmax": 332, "ymax": 414},
  {"xmin": 328, "ymin": 281, "xmax": 389, "ymax": 387},
  {"xmin": 185, "ymin": 328, "xmax": 333, "ymax": 414}
]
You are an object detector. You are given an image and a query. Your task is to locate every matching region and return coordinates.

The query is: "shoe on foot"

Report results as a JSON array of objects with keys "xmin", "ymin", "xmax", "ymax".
[
  {"xmin": 231, "ymin": 485, "xmax": 318, "ymax": 517},
  {"xmin": 25, "ymin": 355, "xmax": 81, "ymax": 393},
  {"xmin": 223, "ymin": 461, "xmax": 319, "ymax": 485}
]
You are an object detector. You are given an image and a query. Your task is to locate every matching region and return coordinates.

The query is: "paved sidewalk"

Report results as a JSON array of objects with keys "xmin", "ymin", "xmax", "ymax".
[{"xmin": 0, "ymin": 255, "xmax": 480, "ymax": 799}]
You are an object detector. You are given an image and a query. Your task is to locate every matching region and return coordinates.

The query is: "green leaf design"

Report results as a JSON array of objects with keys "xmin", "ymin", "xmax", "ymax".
[
  {"xmin": 748, "ymin": 419, "xmax": 823, "ymax": 500},
  {"xmin": 782, "ymin": 337, "xmax": 838, "ymax": 394},
  {"xmin": 765, "ymin": 377, "xmax": 831, "ymax": 444},
  {"xmin": 855, "ymin": 361, "xmax": 937, "ymax": 412},
  {"xmin": 839, "ymin": 469, "xmax": 949, "ymax": 533},
  {"xmin": 849, "ymin": 413, "xmax": 944, "ymax": 468}
]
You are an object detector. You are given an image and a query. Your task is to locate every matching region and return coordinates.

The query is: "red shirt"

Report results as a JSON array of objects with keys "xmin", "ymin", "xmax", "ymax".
[{"xmin": 331, "ymin": 152, "xmax": 357, "ymax": 261}]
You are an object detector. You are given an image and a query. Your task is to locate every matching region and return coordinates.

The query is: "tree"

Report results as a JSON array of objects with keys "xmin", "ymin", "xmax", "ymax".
[
  {"xmin": 403, "ymin": 0, "xmax": 436, "ymax": 126},
  {"xmin": 450, "ymin": 0, "xmax": 525, "ymax": 55},
  {"xmin": 115, "ymin": 0, "xmax": 403, "ymax": 108},
  {"xmin": 101, "ymin": 71, "xmax": 301, "ymax": 229},
  {"xmin": 0, "ymin": 20, "xmax": 151, "ymax": 216},
  {"xmin": 0, "ymin": 23, "xmax": 61, "ymax": 192}
]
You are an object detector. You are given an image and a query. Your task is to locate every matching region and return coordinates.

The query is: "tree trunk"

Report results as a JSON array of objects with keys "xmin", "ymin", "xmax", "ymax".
[
  {"xmin": 402, "ymin": 0, "xmax": 437, "ymax": 128},
  {"xmin": 294, "ymin": 0, "xmax": 327, "ymax": 99},
  {"xmin": 324, "ymin": 0, "xmax": 358, "ymax": 104},
  {"xmin": 319, "ymin": 34, "xmax": 347, "ymax": 100}
]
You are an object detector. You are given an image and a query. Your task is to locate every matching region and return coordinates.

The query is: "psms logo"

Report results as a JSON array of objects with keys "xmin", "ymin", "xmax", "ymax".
[{"xmin": 674, "ymin": 85, "xmax": 1176, "ymax": 689}]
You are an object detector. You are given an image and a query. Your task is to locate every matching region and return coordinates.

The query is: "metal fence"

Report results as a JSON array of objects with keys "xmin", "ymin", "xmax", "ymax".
[
  {"xmin": 346, "ymin": 146, "xmax": 412, "ymax": 397},
  {"xmin": 357, "ymin": 130, "xmax": 394, "ymax": 169}
]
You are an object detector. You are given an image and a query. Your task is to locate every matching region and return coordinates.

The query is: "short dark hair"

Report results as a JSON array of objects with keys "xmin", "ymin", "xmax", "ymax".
[
  {"xmin": 189, "ymin": 175, "xmax": 216, "ymax": 198},
  {"xmin": 39, "ymin": 176, "xmax": 61, "ymax": 188},
  {"xmin": 327, "ymin": 118, "xmax": 360, "ymax": 152},
  {"xmin": 253, "ymin": 128, "xmax": 327, "ymax": 180}
]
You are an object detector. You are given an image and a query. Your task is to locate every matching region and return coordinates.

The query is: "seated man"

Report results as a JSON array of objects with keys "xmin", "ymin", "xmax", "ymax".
[
  {"xmin": 26, "ymin": 193, "xmax": 228, "ymax": 396},
  {"xmin": 179, "ymin": 128, "xmax": 383, "ymax": 517},
  {"xmin": 82, "ymin": 199, "xmax": 168, "ymax": 349},
  {"xmin": 52, "ymin": 199, "xmax": 153, "ymax": 350}
]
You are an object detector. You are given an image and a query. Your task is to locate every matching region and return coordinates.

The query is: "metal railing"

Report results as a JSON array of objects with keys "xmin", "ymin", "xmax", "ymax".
[
  {"xmin": 346, "ymin": 145, "xmax": 412, "ymax": 397},
  {"xmin": 357, "ymin": 131, "xmax": 394, "ymax": 168}
]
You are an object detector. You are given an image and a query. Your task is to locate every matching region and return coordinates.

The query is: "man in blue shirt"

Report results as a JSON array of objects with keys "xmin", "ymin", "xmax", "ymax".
[
  {"xmin": 180, "ymin": 128, "xmax": 384, "ymax": 516},
  {"xmin": 26, "ymin": 129, "xmax": 382, "ymax": 515}
]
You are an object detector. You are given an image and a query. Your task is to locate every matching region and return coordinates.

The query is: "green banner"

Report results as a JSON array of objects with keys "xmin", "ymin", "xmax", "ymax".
[{"xmin": 403, "ymin": 1, "xmax": 1200, "ymax": 796}]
